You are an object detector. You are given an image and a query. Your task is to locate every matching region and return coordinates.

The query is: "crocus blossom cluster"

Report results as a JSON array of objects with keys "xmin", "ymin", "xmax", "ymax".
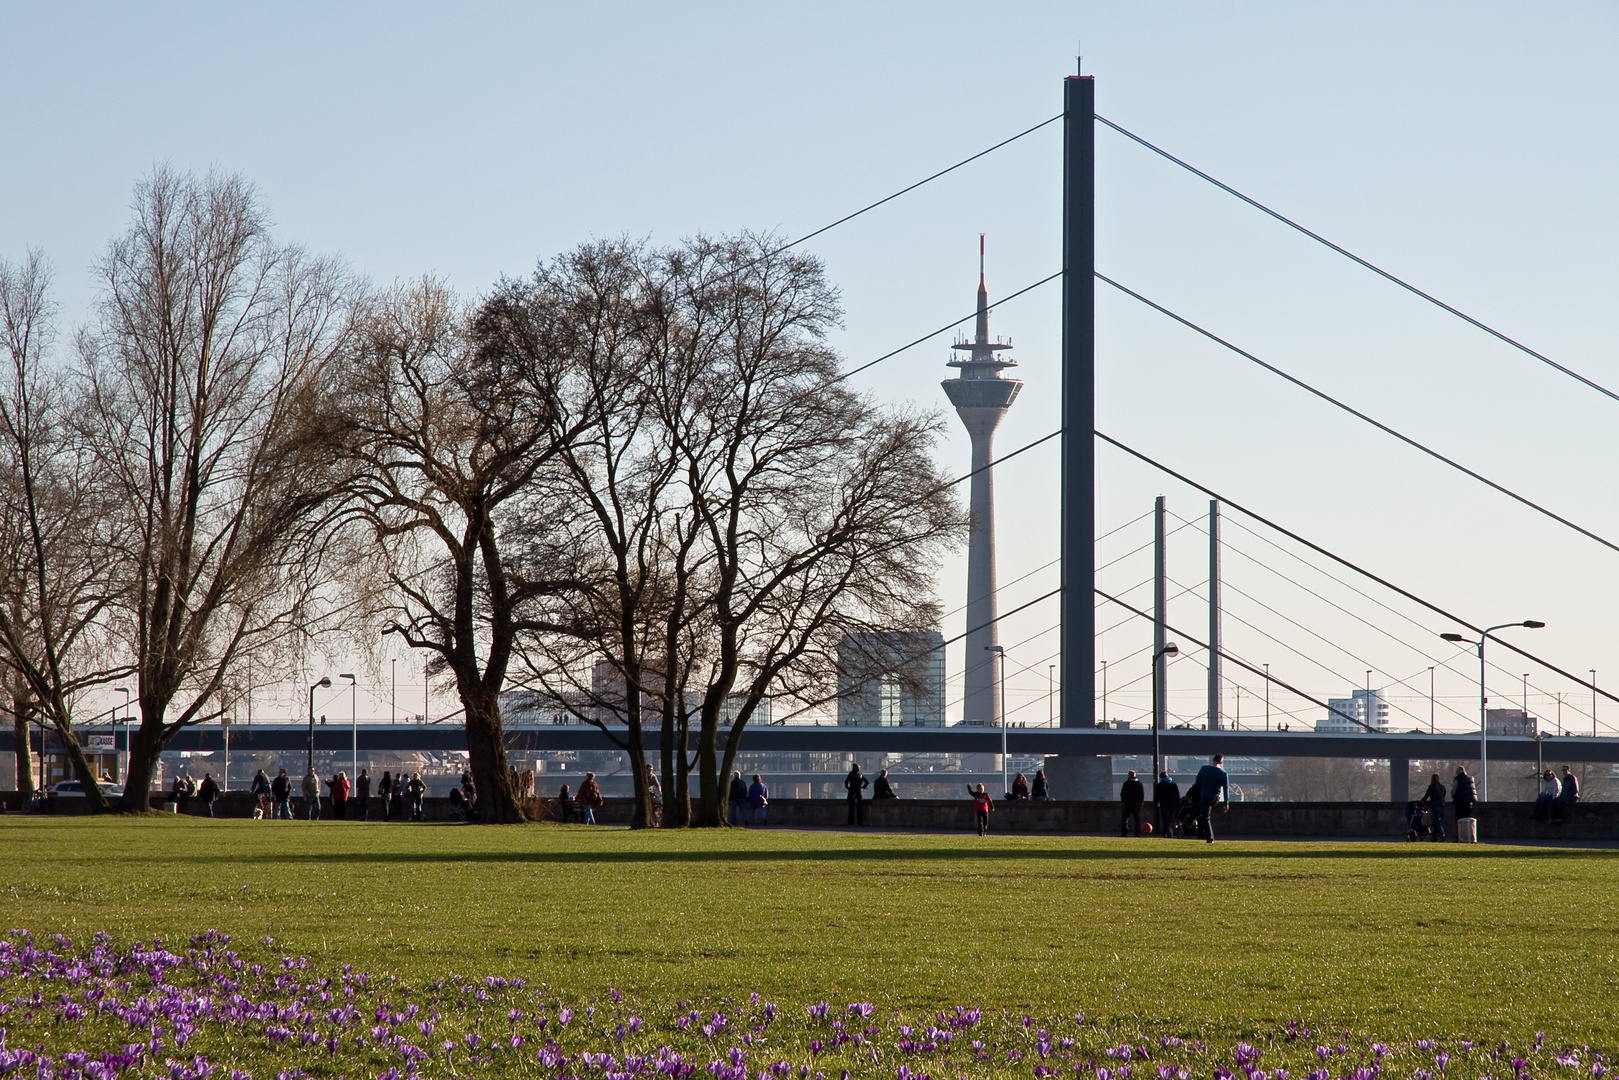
[{"xmin": 0, "ymin": 931, "xmax": 1606, "ymax": 1080}]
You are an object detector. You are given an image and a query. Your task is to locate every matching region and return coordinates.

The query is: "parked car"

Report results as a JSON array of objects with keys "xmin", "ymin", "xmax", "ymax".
[{"xmin": 48, "ymin": 780, "xmax": 125, "ymax": 798}]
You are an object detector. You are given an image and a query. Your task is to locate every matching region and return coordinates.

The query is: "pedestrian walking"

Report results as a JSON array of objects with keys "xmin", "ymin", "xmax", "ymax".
[
  {"xmin": 378, "ymin": 771, "xmax": 394, "ymax": 821},
  {"xmin": 356, "ymin": 769, "xmax": 371, "ymax": 821},
  {"xmin": 1031, "ymin": 769, "xmax": 1050, "ymax": 800},
  {"xmin": 872, "ymin": 768, "xmax": 898, "ymax": 800},
  {"xmin": 171, "ymin": 774, "xmax": 189, "ymax": 813},
  {"xmin": 1192, "ymin": 754, "xmax": 1230, "ymax": 844},
  {"xmin": 969, "ymin": 782, "xmax": 994, "ymax": 835},
  {"xmin": 747, "ymin": 774, "xmax": 770, "ymax": 826},
  {"xmin": 460, "ymin": 770, "xmax": 477, "ymax": 818},
  {"xmin": 1451, "ymin": 766, "xmax": 1477, "ymax": 841},
  {"xmin": 1119, "ymin": 770, "xmax": 1145, "ymax": 837},
  {"xmin": 844, "ymin": 764, "xmax": 869, "ymax": 826},
  {"xmin": 391, "ymin": 775, "xmax": 407, "ymax": 821},
  {"xmin": 271, "ymin": 768, "xmax": 293, "ymax": 820},
  {"xmin": 576, "ymin": 772, "xmax": 603, "ymax": 825},
  {"xmin": 645, "ymin": 764, "xmax": 663, "ymax": 827},
  {"xmin": 1423, "ymin": 772, "xmax": 1447, "ymax": 840},
  {"xmin": 727, "ymin": 771, "xmax": 749, "ymax": 826},
  {"xmin": 1153, "ymin": 770, "xmax": 1179, "ymax": 837},
  {"xmin": 302, "ymin": 769, "xmax": 321, "ymax": 820},
  {"xmin": 329, "ymin": 771, "xmax": 350, "ymax": 820},
  {"xmin": 198, "ymin": 773, "xmax": 220, "ymax": 818}
]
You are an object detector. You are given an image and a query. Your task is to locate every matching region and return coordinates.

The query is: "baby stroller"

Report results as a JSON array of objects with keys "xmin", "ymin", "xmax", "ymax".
[
  {"xmin": 1404, "ymin": 800, "xmax": 1435, "ymax": 842},
  {"xmin": 1174, "ymin": 793, "xmax": 1202, "ymax": 839}
]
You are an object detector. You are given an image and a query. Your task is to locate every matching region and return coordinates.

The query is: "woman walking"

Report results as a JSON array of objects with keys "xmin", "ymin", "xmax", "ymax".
[
  {"xmin": 378, "ymin": 771, "xmax": 394, "ymax": 821},
  {"xmin": 576, "ymin": 772, "xmax": 604, "ymax": 825}
]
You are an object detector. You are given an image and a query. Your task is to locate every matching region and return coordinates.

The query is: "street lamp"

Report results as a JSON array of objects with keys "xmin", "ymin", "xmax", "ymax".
[
  {"xmin": 1440, "ymin": 620, "xmax": 1544, "ymax": 800},
  {"xmin": 114, "ymin": 686, "xmax": 130, "ymax": 782},
  {"xmin": 308, "ymin": 677, "xmax": 332, "ymax": 774},
  {"xmin": 340, "ymin": 673, "xmax": 357, "ymax": 780},
  {"xmin": 1151, "ymin": 642, "xmax": 1179, "ymax": 784},
  {"xmin": 987, "ymin": 645, "xmax": 1007, "ymax": 797}
]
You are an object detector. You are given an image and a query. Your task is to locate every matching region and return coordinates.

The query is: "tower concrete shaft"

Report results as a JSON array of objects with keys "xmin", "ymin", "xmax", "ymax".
[{"xmin": 942, "ymin": 238, "xmax": 1022, "ymax": 726}]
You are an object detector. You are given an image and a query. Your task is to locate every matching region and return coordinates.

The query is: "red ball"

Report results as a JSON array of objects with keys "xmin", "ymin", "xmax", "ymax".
[{"xmin": 1140, "ymin": 822, "xmax": 1154, "ymax": 835}]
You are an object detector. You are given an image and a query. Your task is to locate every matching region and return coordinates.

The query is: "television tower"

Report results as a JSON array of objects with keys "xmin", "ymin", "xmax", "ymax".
[{"xmin": 942, "ymin": 237, "xmax": 1023, "ymax": 726}]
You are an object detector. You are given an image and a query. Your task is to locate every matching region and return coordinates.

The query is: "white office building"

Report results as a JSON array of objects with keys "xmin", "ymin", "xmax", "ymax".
[{"xmin": 1318, "ymin": 688, "xmax": 1389, "ymax": 734}]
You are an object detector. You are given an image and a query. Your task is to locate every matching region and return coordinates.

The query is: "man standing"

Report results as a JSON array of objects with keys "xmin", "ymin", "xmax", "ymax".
[
  {"xmin": 1554, "ymin": 765, "xmax": 1580, "ymax": 823},
  {"xmin": 1193, "ymin": 754, "xmax": 1230, "ymax": 844},
  {"xmin": 1451, "ymin": 765, "xmax": 1477, "ymax": 840},
  {"xmin": 271, "ymin": 768, "xmax": 292, "ymax": 820},
  {"xmin": 1119, "ymin": 770, "xmax": 1145, "ymax": 837},
  {"xmin": 727, "ymin": 771, "xmax": 749, "ymax": 826},
  {"xmin": 302, "ymin": 768, "xmax": 321, "ymax": 820},
  {"xmin": 197, "ymin": 773, "xmax": 220, "ymax": 818},
  {"xmin": 1153, "ymin": 770, "xmax": 1180, "ymax": 838},
  {"xmin": 355, "ymin": 769, "xmax": 371, "ymax": 821}
]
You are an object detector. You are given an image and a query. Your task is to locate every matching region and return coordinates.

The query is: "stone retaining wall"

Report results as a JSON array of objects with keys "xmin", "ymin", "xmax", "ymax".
[{"xmin": 5, "ymin": 791, "xmax": 1615, "ymax": 840}]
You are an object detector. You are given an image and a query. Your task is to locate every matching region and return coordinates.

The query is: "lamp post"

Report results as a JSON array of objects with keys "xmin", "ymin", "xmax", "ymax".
[
  {"xmin": 340, "ymin": 673, "xmax": 357, "ymax": 779},
  {"xmin": 1048, "ymin": 664, "xmax": 1055, "ymax": 727},
  {"xmin": 987, "ymin": 645, "xmax": 1007, "ymax": 797},
  {"xmin": 1263, "ymin": 663, "xmax": 1270, "ymax": 731},
  {"xmin": 114, "ymin": 686, "xmax": 129, "ymax": 782},
  {"xmin": 391, "ymin": 658, "xmax": 397, "ymax": 723},
  {"xmin": 1592, "ymin": 670, "xmax": 1598, "ymax": 737},
  {"xmin": 1151, "ymin": 642, "xmax": 1179, "ymax": 784},
  {"xmin": 308, "ymin": 677, "xmax": 332, "ymax": 775},
  {"xmin": 1440, "ymin": 620, "xmax": 1544, "ymax": 800}
]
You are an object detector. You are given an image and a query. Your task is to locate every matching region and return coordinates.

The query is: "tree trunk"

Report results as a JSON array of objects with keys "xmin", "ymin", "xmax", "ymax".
[
  {"xmin": 463, "ymin": 696, "xmax": 525, "ymax": 823},
  {"xmin": 626, "ymin": 724, "xmax": 650, "ymax": 829},
  {"xmin": 11, "ymin": 701, "xmax": 35, "ymax": 795},
  {"xmin": 120, "ymin": 721, "xmax": 166, "ymax": 813},
  {"xmin": 55, "ymin": 729, "xmax": 112, "ymax": 812},
  {"xmin": 693, "ymin": 718, "xmax": 722, "ymax": 827}
]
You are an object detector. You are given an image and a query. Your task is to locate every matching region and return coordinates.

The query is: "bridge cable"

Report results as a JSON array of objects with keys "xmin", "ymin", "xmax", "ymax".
[
  {"xmin": 1095, "ymin": 429, "xmax": 1619, "ymax": 708},
  {"xmin": 770, "ymin": 115, "xmax": 1061, "ymax": 261},
  {"xmin": 1095, "ymin": 114, "xmax": 1619, "ymax": 406},
  {"xmin": 772, "ymin": 587, "xmax": 1059, "ymax": 725},
  {"xmin": 1097, "ymin": 587, "xmax": 1372, "ymax": 732},
  {"xmin": 1098, "ymin": 272, "xmax": 1619, "ymax": 558}
]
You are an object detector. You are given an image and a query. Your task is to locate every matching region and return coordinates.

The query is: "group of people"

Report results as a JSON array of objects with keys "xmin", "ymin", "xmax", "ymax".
[
  {"xmin": 169, "ymin": 772, "xmax": 221, "ymax": 815},
  {"xmin": 1531, "ymin": 765, "xmax": 1580, "ymax": 823},
  {"xmin": 840, "ymin": 763, "xmax": 901, "ymax": 826},
  {"xmin": 1116, "ymin": 755, "xmax": 1232, "ymax": 842},
  {"xmin": 728, "ymin": 771, "xmax": 771, "ymax": 826},
  {"xmin": 244, "ymin": 766, "xmax": 433, "ymax": 821},
  {"xmin": 556, "ymin": 771, "xmax": 605, "ymax": 824}
]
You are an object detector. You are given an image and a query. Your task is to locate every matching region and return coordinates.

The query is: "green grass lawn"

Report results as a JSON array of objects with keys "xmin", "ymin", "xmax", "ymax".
[{"xmin": 3, "ymin": 817, "xmax": 1616, "ymax": 1043}]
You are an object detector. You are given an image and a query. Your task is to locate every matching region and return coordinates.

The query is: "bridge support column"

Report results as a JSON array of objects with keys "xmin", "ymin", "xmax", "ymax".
[{"xmin": 1389, "ymin": 757, "xmax": 1409, "ymax": 803}]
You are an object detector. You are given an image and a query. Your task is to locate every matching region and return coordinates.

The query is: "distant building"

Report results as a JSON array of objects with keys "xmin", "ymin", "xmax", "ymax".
[
  {"xmin": 1485, "ymin": 708, "xmax": 1537, "ymax": 737},
  {"xmin": 837, "ymin": 631, "xmax": 946, "ymax": 727},
  {"xmin": 1317, "ymin": 688, "xmax": 1389, "ymax": 734}
]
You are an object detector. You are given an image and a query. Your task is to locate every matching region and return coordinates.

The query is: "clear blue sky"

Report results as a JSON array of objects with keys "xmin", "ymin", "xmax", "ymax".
[{"xmin": 4, "ymin": 2, "xmax": 1617, "ymax": 732}]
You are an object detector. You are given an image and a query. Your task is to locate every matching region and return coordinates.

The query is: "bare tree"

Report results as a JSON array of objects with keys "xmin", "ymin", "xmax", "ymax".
[
  {"xmin": 520, "ymin": 235, "xmax": 966, "ymax": 827},
  {"xmin": 80, "ymin": 168, "xmax": 355, "ymax": 810},
  {"xmin": 333, "ymin": 271, "xmax": 603, "ymax": 823},
  {"xmin": 1270, "ymin": 757, "xmax": 1388, "ymax": 802},
  {"xmin": 0, "ymin": 250, "xmax": 130, "ymax": 808}
]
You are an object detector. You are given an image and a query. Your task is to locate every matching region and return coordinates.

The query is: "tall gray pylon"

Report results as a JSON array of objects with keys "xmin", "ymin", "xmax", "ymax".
[{"xmin": 942, "ymin": 237, "xmax": 1023, "ymax": 726}]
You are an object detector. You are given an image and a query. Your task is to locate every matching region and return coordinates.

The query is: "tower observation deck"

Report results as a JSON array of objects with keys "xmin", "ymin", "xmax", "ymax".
[{"xmin": 941, "ymin": 237, "xmax": 1023, "ymax": 727}]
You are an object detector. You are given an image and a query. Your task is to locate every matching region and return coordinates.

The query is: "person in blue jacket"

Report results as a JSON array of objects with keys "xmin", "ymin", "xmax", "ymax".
[
  {"xmin": 1193, "ymin": 754, "xmax": 1230, "ymax": 844},
  {"xmin": 747, "ymin": 774, "xmax": 770, "ymax": 827}
]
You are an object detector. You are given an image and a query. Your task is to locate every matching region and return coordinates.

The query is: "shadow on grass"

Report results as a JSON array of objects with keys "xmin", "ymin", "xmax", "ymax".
[{"xmin": 232, "ymin": 844, "xmax": 1617, "ymax": 866}]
